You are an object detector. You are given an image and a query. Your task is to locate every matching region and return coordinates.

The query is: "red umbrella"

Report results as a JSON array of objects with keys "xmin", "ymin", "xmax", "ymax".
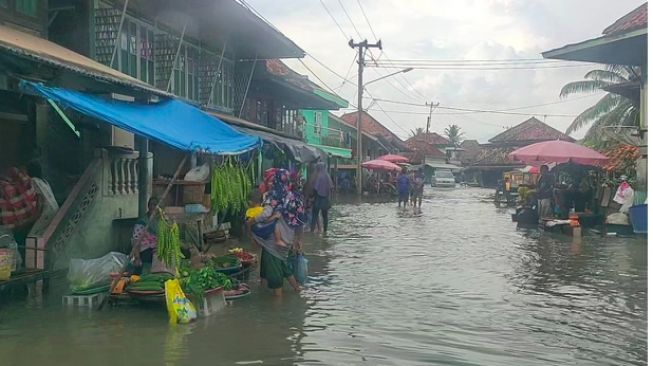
[
  {"xmin": 362, "ymin": 159, "xmax": 402, "ymax": 172},
  {"xmin": 378, "ymin": 154, "xmax": 409, "ymax": 163},
  {"xmin": 509, "ymin": 140, "xmax": 608, "ymax": 167}
]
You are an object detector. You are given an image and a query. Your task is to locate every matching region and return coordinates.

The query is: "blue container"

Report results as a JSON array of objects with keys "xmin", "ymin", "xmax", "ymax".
[{"xmin": 629, "ymin": 204, "xmax": 648, "ymax": 234}]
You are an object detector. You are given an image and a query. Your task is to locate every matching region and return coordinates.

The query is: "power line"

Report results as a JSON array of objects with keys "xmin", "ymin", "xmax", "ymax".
[
  {"xmin": 298, "ymin": 58, "xmax": 339, "ymax": 95},
  {"xmin": 366, "ymin": 51, "xmax": 419, "ymax": 101},
  {"xmin": 373, "ymin": 57, "xmax": 592, "ymax": 64},
  {"xmin": 342, "ymin": 106, "xmax": 572, "ymax": 117},
  {"xmin": 365, "ymin": 93, "xmax": 601, "ymax": 113},
  {"xmin": 336, "ymin": 0, "xmax": 364, "ymax": 39},
  {"xmin": 335, "ymin": 54, "xmax": 358, "ymax": 91},
  {"xmin": 356, "ymin": 0, "xmax": 378, "ymax": 41},
  {"xmin": 368, "ymin": 63, "xmax": 594, "ymax": 71},
  {"xmin": 318, "ymin": 0, "xmax": 350, "ymax": 40},
  {"xmin": 358, "ymin": 97, "xmax": 578, "ymax": 117}
]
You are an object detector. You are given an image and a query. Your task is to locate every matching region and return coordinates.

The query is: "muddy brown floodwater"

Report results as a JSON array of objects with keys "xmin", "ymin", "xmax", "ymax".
[{"xmin": 0, "ymin": 187, "xmax": 647, "ymax": 365}]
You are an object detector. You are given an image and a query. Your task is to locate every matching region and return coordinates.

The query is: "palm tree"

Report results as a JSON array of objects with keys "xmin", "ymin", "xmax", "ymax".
[
  {"xmin": 560, "ymin": 65, "xmax": 640, "ymax": 146},
  {"xmin": 444, "ymin": 124, "xmax": 464, "ymax": 147},
  {"xmin": 411, "ymin": 127, "xmax": 425, "ymax": 138}
]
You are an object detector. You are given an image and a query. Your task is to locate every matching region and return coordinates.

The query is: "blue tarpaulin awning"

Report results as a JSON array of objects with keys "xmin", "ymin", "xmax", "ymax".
[{"xmin": 20, "ymin": 80, "xmax": 260, "ymax": 155}]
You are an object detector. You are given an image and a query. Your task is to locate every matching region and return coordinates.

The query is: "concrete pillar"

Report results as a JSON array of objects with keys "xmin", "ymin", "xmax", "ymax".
[
  {"xmin": 637, "ymin": 64, "xmax": 647, "ymax": 192},
  {"xmin": 35, "ymin": 102, "xmax": 49, "ymax": 154},
  {"xmin": 137, "ymin": 136, "xmax": 150, "ymax": 217}
]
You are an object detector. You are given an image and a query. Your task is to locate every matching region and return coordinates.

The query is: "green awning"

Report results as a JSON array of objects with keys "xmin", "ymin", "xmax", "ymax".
[{"xmin": 310, "ymin": 144, "xmax": 352, "ymax": 159}]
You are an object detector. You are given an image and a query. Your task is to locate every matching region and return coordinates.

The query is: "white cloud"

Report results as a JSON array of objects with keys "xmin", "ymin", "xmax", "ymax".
[{"xmin": 248, "ymin": 0, "xmax": 643, "ymax": 142}]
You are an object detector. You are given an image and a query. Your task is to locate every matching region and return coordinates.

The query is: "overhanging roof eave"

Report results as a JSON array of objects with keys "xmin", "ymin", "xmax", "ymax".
[
  {"xmin": 542, "ymin": 28, "xmax": 647, "ymax": 65},
  {"xmin": 0, "ymin": 24, "xmax": 170, "ymax": 98}
]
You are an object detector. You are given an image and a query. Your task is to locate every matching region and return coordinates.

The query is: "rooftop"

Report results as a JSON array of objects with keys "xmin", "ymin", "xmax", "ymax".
[
  {"xmin": 339, "ymin": 111, "xmax": 407, "ymax": 151},
  {"xmin": 603, "ymin": 3, "xmax": 648, "ymax": 35},
  {"xmin": 488, "ymin": 117, "xmax": 574, "ymax": 145},
  {"xmin": 405, "ymin": 132, "xmax": 449, "ymax": 146}
]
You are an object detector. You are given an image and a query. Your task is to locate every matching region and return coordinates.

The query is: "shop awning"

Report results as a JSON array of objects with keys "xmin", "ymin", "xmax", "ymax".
[
  {"xmin": 236, "ymin": 127, "xmax": 325, "ymax": 163},
  {"xmin": 206, "ymin": 110, "xmax": 325, "ymax": 163},
  {"xmin": 21, "ymin": 81, "xmax": 260, "ymax": 155},
  {"xmin": 309, "ymin": 144, "xmax": 352, "ymax": 159}
]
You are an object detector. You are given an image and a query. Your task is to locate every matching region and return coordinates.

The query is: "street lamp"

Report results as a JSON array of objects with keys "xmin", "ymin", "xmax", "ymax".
[
  {"xmin": 355, "ymin": 67, "xmax": 413, "ymax": 195},
  {"xmin": 364, "ymin": 67, "xmax": 413, "ymax": 87}
]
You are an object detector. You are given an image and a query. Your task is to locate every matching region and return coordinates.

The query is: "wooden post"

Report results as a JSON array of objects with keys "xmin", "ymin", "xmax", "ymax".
[
  {"xmin": 145, "ymin": 155, "xmax": 187, "ymax": 230},
  {"xmin": 137, "ymin": 136, "xmax": 149, "ymax": 217}
]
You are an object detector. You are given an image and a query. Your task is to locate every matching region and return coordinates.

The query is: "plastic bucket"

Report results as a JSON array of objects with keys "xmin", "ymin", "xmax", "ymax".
[
  {"xmin": 0, "ymin": 248, "xmax": 13, "ymax": 281},
  {"xmin": 629, "ymin": 204, "xmax": 648, "ymax": 234}
]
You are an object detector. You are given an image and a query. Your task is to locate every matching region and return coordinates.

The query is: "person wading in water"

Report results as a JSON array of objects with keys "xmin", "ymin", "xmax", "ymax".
[
  {"xmin": 310, "ymin": 162, "xmax": 333, "ymax": 237},
  {"xmin": 396, "ymin": 167, "xmax": 410, "ymax": 209}
]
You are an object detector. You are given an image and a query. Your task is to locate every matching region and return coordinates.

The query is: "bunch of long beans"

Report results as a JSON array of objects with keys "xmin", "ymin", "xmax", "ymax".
[
  {"xmin": 210, "ymin": 158, "xmax": 253, "ymax": 215},
  {"xmin": 157, "ymin": 214, "xmax": 184, "ymax": 269}
]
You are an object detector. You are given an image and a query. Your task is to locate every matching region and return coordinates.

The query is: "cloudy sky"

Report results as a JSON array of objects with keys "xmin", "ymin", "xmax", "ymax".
[{"xmin": 248, "ymin": 0, "xmax": 643, "ymax": 142}]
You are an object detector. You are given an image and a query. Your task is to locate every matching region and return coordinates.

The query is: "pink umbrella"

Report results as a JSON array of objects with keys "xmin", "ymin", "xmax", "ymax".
[
  {"xmin": 362, "ymin": 159, "xmax": 402, "ymax": 172},
  {"xmin": 509, "ymin": 140, "xmax": 608, "ymax": 167},
  {"xmin": 378, "ymin": 154, "xmax": 409, "ymax": 164}
]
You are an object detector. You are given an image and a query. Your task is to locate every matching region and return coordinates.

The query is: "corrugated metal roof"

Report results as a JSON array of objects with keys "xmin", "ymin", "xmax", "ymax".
[{"xmin": 0, "ymin": 24, "xmax": 169, "ymax": 97}]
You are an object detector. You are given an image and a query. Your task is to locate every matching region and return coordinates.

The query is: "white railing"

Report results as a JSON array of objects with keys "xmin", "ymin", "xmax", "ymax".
[{"xmin": 103, "ymin": 149, "xmax": 140, "ymax": 196}]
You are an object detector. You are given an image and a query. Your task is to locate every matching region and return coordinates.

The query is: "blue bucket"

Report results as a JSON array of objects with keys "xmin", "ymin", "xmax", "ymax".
[{"xmin": 629, "ymin": 204, "xmax": 647, "ymax": 234}]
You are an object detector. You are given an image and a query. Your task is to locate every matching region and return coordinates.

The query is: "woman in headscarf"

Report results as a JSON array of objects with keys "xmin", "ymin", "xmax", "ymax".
[
  {"xmin": 310, "ymin": 162, "xmax": 333, "ymax": 236},
  {"xmin": 250, "ymin": 168, "xmax": 303, "ymax": 296}
]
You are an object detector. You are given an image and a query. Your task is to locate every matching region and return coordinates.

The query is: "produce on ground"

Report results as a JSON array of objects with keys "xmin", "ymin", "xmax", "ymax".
[
  {"xmin": 126, "ymin": 272, "xmax": 174, "ymax": 292},
  {"xmin": 180, "ymin": 266, "xmax": 233, "ymax": 300},
  {"xmin": 228, "ymin": 247, "xmax": 244, "ymax": 255},
  {"xmin": 210, "ymin": 255, "xmax": 241, "ymax": 269}
]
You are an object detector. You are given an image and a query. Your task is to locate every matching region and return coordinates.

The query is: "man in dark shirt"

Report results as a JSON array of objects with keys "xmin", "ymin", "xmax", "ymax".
[
  {"xmin": 396, "ymin": 167, "xmax": 410, "ymax": 209},
  {"xmin": 536, "ymin": 165, "xmax": 554, "ymax": 221}
]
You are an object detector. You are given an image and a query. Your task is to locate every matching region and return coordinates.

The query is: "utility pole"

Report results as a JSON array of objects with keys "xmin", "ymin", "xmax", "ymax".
[
  {"xmin": 425, "ymin": 101, "xmax": 438, "ymax": 134},
  {"xmin": 349, "ymin": 38, "xmax": 382, "ymax": 196}
]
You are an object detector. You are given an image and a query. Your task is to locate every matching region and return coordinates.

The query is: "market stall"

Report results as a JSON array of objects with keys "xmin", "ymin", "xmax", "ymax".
[
  {"xmin": 21, "ymin": 81, "xmax": 265, "ymax": 320},
  {"xmin": 508, "ymin": 140, "xmax": 610, "ymax": 234},
  {"xmin": 362, "ymin": 159, "xmax": 401, "ymax": 195}
]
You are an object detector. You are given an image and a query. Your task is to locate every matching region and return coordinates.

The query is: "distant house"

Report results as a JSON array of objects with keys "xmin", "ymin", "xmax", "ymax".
[
  {"xmin": 460, "ymin": 140, "xmax": 482, "ymax": 165},
  {"xmin": 340, "ymin": 111, "xmax": 407, "ymax": 155},
  {"xmin": 463, "ymin": 117, "xmax": 574, "ymax": 187},
  {"xmin": 404, "ymin": 132, "xmax": 449, "ymax": 164}
]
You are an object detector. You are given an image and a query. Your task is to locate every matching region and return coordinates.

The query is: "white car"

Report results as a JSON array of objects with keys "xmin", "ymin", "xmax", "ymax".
[{"xmin": 431, "ymin": 170, "xmax": 456, "ymax": 188}]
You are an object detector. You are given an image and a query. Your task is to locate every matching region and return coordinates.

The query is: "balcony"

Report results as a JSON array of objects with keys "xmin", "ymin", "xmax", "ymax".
[{"xmin": 319, "ymin": 127, "xmax": 351, "ymax": 149}]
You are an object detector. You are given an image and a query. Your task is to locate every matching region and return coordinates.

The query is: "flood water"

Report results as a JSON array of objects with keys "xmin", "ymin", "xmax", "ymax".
[{"xmin": 0, "ymin": 188, "xmax": 647, "ymax": 365}]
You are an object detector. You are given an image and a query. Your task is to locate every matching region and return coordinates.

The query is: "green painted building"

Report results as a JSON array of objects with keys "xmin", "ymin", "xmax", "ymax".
[{"xmin": 301, "ymin": 89, "xmax": 350, "ymax": 159}]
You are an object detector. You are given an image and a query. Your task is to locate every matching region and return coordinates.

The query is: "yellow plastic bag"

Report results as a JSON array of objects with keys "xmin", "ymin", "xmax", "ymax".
[{"xmin": 165, "ymin": 279, "xmax": 197, "ymax": 324}]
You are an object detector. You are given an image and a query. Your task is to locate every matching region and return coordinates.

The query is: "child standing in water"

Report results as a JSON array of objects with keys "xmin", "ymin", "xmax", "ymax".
[{"xmin": 246, "ymin": 190, "xmax": 287, "ymax": 248}]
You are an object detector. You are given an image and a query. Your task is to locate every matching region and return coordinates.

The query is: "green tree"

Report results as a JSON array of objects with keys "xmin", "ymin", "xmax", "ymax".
[
  {"xmin": 444, "ymin": 124, "xmax": 464, "ymax": 147},
  {"xmin": 411, "ymin": 127, "xmax": 425, "ymax": 138},
  {"xmin": 560, "ymin": 65, "xmax": 640, "ymax": 146}
]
